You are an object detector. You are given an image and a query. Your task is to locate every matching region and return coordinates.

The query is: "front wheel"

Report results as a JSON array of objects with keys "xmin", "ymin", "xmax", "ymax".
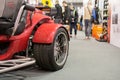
[{"xmin": 33, "ymin": 28, "xmax": 69, "ymax": 71}]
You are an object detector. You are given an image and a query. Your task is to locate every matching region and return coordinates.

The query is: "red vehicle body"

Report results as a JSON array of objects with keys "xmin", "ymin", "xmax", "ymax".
[
  {"xmin": 0, "ymin": 10, "xmax": 67, "ymax": 60},
  {"xmin": 0, "ymin": 0, "xmax": 69, "ymax": 71}
]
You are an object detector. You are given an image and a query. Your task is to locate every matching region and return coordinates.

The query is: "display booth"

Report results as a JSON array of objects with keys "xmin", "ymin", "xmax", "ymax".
[
  {"xmin": 90, "ymin": 0, "xmax": 120, "ymax": 48},
  {"xmin": 91, "ymin": 0, "xmax": 110, "ymax": 42},
  {"xmin": 110, "ymin": 0, "xmax": 120, "ymax": 48}
]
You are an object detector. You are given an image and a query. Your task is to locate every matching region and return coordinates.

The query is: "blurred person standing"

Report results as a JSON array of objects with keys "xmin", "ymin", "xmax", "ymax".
[
  {"xmin": 78, "ymin": 7, "xmax": 84, "ymax": 31},
  {"xmin": 54, "ymin": 0, "xmax": 63, "ymax": 23},
  {"xmin": 69, "ymin": 5, "xmax": 78, "ymax": 38},
  {"xmin": 84, "ymin": 0, "xmax": 92, "ymax": 39},
  {"xmin": 80, "ymin": 15, "xmax": 83, "ymax": 31},
  {"xmin": 62, "ymin": 1, "xmax": 71, "ymax": 24}
]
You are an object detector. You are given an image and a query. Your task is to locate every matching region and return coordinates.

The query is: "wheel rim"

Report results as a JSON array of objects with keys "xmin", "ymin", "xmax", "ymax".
[{"xmin": 54, "ymin": 31, "xmax": 68, "ymax": 66}]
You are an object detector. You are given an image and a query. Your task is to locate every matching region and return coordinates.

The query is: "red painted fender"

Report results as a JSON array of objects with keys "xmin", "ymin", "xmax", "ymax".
[{"xmin": 32, "ymin": 22, "xmax": 69, "ymax": 44}]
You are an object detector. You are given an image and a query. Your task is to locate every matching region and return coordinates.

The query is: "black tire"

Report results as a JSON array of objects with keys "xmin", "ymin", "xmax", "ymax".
[{"xmin": 33, "ymin": 28, "xmax": 69, "ymax": 71}]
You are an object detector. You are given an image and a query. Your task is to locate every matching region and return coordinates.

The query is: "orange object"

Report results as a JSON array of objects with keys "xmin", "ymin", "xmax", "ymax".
[
  {"xmin": 64, "ymin": 25, "xmax": 70, "ymax": 32},
  {"xmin": 92, "ymin": 24, "xmax": 103, "ymax": 40},
  {"xmin": 77, "ymin": 23, "xmax": 81, "ymax": 30}
]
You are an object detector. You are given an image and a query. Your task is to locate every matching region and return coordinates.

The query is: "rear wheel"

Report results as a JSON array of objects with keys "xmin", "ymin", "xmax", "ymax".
[{"xmin": 33, "ymin": 28, "xmax": 69, "ymax": 71}]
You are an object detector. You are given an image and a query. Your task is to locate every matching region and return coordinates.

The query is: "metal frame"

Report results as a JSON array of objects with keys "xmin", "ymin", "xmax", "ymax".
[
  {"xmin": 12, "ymin": 5, "xmax": 25, "ymax": 36},
  {"xmin": 0, "ymin": 58, "xmax": 35, "ymax": 73}
]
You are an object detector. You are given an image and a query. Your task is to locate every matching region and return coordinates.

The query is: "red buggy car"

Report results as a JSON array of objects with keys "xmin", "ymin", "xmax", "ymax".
[{"xmin": 0, "ymin": 0, "xmax": 69, "ymax": 73}]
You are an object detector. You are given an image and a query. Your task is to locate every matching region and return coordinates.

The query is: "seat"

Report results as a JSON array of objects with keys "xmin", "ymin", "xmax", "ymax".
[
  {"xmin": 0, "ymin": 0, "xmax": 26, "ymax": 35},
  {"xmin": 0, "ymin": 18, "xmax": 14, "ymax": 30}
]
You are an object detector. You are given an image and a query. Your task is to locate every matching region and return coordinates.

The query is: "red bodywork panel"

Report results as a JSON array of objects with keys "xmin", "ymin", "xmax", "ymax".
[
  {"xmin": 0, "ymin": 9, "xmax": 52, "ymax": 60},
  {"xmin": 33, "ymin": 22, "xmax": 64, "ymax": 44}
]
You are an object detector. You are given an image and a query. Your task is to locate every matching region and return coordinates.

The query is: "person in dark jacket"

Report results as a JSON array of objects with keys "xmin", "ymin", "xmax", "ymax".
[
  {"xmin": 62, "ymin": 1, "xmax": 71, "ymax": 24},
  {"xmin": 80, "ymin": 15, "xmax": 83, "ymax": 31},
  {"xmin": 54, "ymin": 0, "xmax": 63, "ymax": 23},
  {"xmin": 69, "ymin": 5, "xmax": 78, "ymax": 38}
]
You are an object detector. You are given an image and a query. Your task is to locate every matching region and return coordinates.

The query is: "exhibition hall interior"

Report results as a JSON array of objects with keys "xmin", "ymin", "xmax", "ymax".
[{"xmin": 0, "ymin": 0, "xmax": 120, "ymax": 80}]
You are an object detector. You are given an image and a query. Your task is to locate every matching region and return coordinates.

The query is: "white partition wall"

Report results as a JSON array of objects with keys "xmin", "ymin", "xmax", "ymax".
[{"xmin": 110, "ymin": 0, "xmax": 120, "ymax": 48}]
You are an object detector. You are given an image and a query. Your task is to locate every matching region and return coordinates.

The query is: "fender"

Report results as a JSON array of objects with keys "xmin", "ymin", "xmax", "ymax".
[
  {"xmin": 32, "ymin": 22, "xmax": 69, "ymax": 44},
  {"xmin": 0, "ymin": 10, "xmax": 51, "ymax": 60}
]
